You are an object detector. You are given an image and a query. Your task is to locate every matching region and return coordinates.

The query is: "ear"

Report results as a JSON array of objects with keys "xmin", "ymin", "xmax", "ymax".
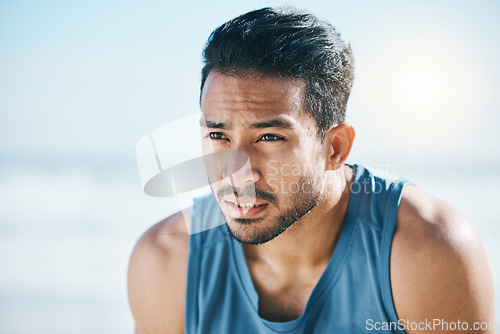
[{"xmin": 322, "ymin": 122, "xmax": 356, "ymax": 171}]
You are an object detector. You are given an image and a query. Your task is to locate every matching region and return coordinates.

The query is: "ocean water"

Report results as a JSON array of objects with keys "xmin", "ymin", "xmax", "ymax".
[{"xmin": 0, "ymin": 162, "xmax": 498, "ymax": 334}]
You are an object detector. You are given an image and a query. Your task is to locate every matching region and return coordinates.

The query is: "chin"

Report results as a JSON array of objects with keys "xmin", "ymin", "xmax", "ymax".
[
  {"xmin": 225, "ymin": 215, "xmax": 297, "ymax": 245},
  {"xmin": 224, "ymin": 218, "xmax": 271, "ymax": 245}
]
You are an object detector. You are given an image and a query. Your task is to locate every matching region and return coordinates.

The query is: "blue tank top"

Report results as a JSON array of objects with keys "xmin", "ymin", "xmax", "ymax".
[{"xmin": 186, "ymin": 164, "xmax": 408, "ymax": 333}]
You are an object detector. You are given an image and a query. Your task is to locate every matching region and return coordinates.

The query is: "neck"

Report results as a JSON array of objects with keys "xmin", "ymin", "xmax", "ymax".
[{"xmin": 243, "ymin": 164, "xmax": 355, "ymax": 270}]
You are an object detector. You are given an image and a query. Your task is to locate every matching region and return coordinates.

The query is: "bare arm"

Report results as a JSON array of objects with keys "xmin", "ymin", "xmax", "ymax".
[
  {"xmin": 392, "ymin": 185, "xmax": 495, "ymax": 334},
  {"xmin": 128, "ymin": 211, "xmax": 190, "ymax": 334}
]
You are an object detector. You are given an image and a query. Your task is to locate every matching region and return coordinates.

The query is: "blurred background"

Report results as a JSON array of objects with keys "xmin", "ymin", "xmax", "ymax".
[{"xmin": 1, "ymin": 0, "xmax": 499, "ymax": 333}]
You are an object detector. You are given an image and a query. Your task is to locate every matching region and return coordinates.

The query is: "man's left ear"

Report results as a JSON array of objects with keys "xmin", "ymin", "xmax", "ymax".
[{"xmin": 322, "ymin": 122, "xmax": 356, "ymax": 171}]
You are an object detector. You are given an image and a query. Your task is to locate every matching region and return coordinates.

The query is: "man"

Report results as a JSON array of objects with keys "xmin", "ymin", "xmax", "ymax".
[{"xmin": 128, "ymin": 7, "xmax": 495, "ymax": 334}]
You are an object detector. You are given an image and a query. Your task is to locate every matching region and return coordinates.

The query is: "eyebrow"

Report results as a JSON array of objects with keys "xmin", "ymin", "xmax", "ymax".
[
  {"xmin": 199, "ymin": 118, "xmax": 294, "ymax": 130},
  {"xmin": 252, "ymin": 119, "xmax": 294, "ymax": 129},
  {"xmin": 200, "ymin": 119, "xmax": 226, "ymax": 129}
]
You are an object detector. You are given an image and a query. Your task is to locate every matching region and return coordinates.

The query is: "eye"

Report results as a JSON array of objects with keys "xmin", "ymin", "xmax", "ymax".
[
  {"xmin": 259, "ymin": 134, "xmax": 284, "ymax": 142},
  {"xmin": 208, "ymin": 132, "xmax": 228, "ymax": 141}
]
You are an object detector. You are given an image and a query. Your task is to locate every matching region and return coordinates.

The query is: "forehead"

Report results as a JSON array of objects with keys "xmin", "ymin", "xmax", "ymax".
[{"xmin": 200, "ymin": 71, "xmax": 313, "ymax": 127}]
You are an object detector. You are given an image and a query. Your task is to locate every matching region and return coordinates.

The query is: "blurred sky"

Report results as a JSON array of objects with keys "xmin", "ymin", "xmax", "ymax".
[
  {"xmin": 1, "ymin": 0, "xmax": 499, "ymax": 333},
  {"xmin": 1, "ymin": 0, "xmax": 499, "ymax": 166}
]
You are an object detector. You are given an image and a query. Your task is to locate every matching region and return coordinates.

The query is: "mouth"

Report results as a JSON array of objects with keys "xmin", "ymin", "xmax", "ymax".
[{"xmin": 223, "ymin": 196, "xmax": 269, "ymax": 218}]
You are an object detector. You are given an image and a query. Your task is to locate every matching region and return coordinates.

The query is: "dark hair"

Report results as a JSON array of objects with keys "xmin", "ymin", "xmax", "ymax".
[{"xmin": 200, "ymin": 7, "xmax": 354, "ymax": 139}]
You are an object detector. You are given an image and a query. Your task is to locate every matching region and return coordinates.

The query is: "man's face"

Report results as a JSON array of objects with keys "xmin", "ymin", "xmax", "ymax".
[{"xmin": 200, "ymin": 71, "xmax": 326, "ymax": 244}]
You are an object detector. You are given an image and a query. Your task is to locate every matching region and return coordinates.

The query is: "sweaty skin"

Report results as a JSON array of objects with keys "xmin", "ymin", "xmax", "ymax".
[{"xmin": 128, "ymin": 73, "xmax": 495, "ymax": 334}]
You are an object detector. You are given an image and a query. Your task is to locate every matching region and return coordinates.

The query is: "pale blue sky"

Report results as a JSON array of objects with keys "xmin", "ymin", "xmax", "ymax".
[{"xmin": 1, "ymin": 0, "xmax": 499, "ymax": 169}]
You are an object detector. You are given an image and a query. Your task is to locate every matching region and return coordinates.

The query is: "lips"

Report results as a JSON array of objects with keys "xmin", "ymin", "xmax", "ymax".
[
  {"xmin": 229, "ymin": 202, "xmax": 263, "ymax": 208},
  {"xmin": 223, "ymin": 194, "xmax": 268, "ymax": 206},
  {"xmin": 222, "ymin": 195, "xmax": 269, "ymax": 218}
]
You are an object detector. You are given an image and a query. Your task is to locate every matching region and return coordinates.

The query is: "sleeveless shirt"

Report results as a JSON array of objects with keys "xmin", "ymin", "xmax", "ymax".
[{"xmin": 185, "ymin": 164, "xmax": 408, "ymax": 333}]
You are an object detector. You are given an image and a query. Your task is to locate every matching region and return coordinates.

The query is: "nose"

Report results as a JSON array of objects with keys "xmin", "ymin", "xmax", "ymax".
[
  {"xmin": 219, "ymin": 149, "xmax": 260, "ymax": 188},
  {"xmin": 204, "ymin": 149, "xmax": 257, "ymax": 188},
  {"xmin": 223, "ymin": 157, "xmax": 259, "ymax": 188}
]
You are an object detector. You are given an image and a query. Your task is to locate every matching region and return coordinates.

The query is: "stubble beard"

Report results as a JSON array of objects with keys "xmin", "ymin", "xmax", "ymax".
[{"xmin": 223, "ymin": 175, "xmax": 323, "ymax": 245}]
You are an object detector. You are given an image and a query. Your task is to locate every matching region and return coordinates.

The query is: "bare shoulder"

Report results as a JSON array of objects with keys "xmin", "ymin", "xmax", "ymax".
[
  {"xmin": 391, "ymin": 185, "xmax": 495, "ymax": 333},
  {"xmin": 128, "ymin": 210, "xmax": 190, "ymax": 334}
]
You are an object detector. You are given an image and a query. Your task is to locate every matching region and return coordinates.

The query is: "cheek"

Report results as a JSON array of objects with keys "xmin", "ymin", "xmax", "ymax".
[{"xmin": 263, "ymin": 158, "xmax": 312, "ymax": 195}]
